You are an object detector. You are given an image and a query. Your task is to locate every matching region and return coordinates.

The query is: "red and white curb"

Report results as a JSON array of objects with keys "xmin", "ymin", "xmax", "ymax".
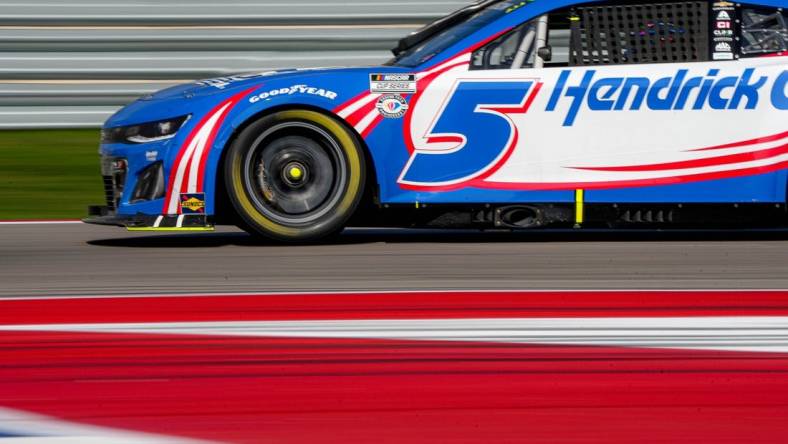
[
  {"xmin": 2, "ymin": 291, "xmax": 788, "ymax": 443},
  {"xmin": 3, "ymin": 316, "xmax": 788, "ymax": 354},
  {"xmin": 0, "ymin": 407, "xmax": 208, "ymax": 443}
]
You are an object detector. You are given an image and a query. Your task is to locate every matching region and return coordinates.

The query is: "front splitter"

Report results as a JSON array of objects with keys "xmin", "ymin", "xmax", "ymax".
[{"xmin": 83, "ymin": 205, "xmax": 214, "ymax": 232}]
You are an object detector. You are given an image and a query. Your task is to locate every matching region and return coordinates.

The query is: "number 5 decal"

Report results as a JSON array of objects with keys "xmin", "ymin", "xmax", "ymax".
[{"xmin": 399, "ymin": 79, "xmax": 542, "ymax": 190}]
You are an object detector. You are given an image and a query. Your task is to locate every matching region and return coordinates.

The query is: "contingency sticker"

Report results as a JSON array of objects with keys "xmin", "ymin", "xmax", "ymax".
[
  {"xmin": 370, "ymin": 74, "xmax": 417, "ymax": 94},
  {"xmin": 180, "ymin": 193, "xmax": 206, "ymax": 214},
  {"xmin": 376, "ymin": 95, "xmax": 409, "ymax": 119},
  {"xmin": 711, "ymin": 1, "xmax": 738, "ymax": 61}
]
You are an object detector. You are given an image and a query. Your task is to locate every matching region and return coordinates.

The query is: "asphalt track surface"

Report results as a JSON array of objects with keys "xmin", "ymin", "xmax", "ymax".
[
  {"xmin": 3, "ymin": 223, "xmax": 788, "ymax": 442},
  {"xmin": 3, "ymin": 222, "xmax": 788, "ymax": 296}
]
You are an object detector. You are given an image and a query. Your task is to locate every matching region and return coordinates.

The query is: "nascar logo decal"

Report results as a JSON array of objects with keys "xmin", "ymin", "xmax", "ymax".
[
  {"xmin": 370, "ymin": 73, "xmax": 417, "ymax": 94},
  {"xmin": 332, "ymin": 33, "xmax": 508, "ymax": 139},
  {"xmin": 334, "ymin": 53, "xmax": 473, "ymax": 139},
  {"xmin": 163, "ymin": 88, "xmax": 254, "ymax": 215}
]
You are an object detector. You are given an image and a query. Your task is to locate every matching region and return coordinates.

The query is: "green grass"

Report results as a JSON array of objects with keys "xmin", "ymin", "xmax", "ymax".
[{"xmin": 0, "ymin": 129, "xmax": 104, "ymax": 220}]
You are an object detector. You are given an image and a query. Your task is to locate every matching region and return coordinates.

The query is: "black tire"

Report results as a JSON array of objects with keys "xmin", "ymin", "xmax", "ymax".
[{"xmin": 224, "ymin": 109, "xmax": 366, "ymax": 242}]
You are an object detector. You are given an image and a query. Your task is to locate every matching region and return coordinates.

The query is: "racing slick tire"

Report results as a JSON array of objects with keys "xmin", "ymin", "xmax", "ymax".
[{"xmin": 224, "ymin": 109, "xmax": 366, "ymax": 242}]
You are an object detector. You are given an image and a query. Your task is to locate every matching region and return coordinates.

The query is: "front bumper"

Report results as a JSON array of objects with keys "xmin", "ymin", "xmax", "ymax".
[
  {"xmin": 83, "ymin": 205, "xmax": 214, "ymax": 231},
  {"xmin": 92, "ymin": 132, "xmax": 207, "ymax": 230}
]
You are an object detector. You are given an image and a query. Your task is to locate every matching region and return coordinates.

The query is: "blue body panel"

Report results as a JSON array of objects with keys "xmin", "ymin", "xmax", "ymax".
[{"xmin": 98, "ymin": 0, "xmax": 788, "ymax": 218}]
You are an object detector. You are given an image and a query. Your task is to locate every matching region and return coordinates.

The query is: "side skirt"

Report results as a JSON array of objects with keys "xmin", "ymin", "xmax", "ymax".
[{"xmin": 360, "ymin": 203, "xmax": 788, "ymax": 230}]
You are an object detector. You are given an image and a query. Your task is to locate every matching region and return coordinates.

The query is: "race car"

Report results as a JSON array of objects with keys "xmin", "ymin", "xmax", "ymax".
[{"xmin": 85, "ymin": 0, "xmax": 788, "ymax": 241}]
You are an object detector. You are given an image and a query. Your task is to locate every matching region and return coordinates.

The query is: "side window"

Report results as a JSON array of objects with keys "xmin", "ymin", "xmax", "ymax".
[
  {"xmin": 471, "ymin": 21, "xmax": 538, "ymax": 70},
  {"xmin": 471, "ymin": 22, "xmax": 536, "ymax": 69},
  {"xmin": 741, "ymin": 6, "xmax": 787, "ymax": 56},
  {"xmin": 471, "ymin": 17, "xmax": 570, "ymax": 70}
]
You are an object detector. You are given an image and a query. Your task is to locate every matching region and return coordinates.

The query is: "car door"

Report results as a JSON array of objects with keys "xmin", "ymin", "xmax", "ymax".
[
  {"xmin": 399, "ymin": 16, "xmax": 575, "ymax": 204},
  {"xmin": 404, "ymin": 0, "xmax": 787, "ymax": 204}
]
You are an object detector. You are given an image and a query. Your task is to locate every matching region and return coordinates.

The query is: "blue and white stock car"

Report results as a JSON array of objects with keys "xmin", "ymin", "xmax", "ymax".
[{"xmin": 85, "ymin": 0, "xmax": 788, "ymax": 241}]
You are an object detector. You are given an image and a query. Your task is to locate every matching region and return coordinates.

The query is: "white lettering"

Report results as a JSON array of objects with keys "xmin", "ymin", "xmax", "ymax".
[{"xmin": 248, "ymin": 84, "xmax": 339, "ymax": 104}]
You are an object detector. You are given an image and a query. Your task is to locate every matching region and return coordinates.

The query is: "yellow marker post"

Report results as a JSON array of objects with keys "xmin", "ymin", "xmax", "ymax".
[{"xmin": 575, "ymin": 189, "xmax": 585, "ymax": 227}]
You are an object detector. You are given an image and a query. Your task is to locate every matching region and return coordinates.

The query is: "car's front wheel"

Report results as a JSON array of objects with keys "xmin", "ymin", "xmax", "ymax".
[{"xmin": 224, "ymin": 110, "xmax": 366, "ymax": 242}]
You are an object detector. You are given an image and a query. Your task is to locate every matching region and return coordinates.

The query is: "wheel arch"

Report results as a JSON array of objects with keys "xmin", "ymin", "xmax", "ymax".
[{"xmin": 211, "ymin": 104, "xmax": 379, "ymax": 226}]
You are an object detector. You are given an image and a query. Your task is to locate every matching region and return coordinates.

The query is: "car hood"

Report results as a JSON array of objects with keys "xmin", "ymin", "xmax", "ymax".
[
  {"xmin": 106, "ymin": 65, "xmax": 411, "ymax": 128},
  {"xmin": 140, "ymin": 66, "xmax": 402, "ymax": 101}
]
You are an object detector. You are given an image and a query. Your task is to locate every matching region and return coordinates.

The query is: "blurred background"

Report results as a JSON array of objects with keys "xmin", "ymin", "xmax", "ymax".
[{"xmin": 0, "ymin": 0, "xmax": 469, "ymax": 220}]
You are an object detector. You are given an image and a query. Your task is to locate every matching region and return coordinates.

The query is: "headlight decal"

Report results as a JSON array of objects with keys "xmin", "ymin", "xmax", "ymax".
[
  {"xmin": 101, "ymin": 115, "xmax": 191, "ymax": 145},
  {"xmin": 162, "ymin": 87, "xmax": 257, "ymax": 216}
]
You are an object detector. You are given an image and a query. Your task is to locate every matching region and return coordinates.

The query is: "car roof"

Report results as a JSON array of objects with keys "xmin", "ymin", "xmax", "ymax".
[{"xmin": 414, "ymin": 0, "xmax": 787, "ymax": 70}]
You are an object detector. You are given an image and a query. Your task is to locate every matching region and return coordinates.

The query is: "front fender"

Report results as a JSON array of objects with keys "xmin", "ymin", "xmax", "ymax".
[{"xmin": 202, "ymin": 79, "xmax": 364, "ymax": 216}]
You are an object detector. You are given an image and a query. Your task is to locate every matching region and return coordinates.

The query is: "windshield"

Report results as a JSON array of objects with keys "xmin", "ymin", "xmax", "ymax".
[{"xmin": 388, "ymin": 0, "xmax": 525, "ymax": 67}]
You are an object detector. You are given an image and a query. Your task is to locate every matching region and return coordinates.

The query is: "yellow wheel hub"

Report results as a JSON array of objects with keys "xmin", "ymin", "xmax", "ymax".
[{"xmin": 288, "ymin": 166, "xmax": 303, "ymax": 180}]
